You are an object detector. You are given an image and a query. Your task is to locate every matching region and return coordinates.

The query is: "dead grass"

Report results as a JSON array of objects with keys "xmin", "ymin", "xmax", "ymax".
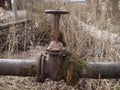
[{"xmin": 0, "ymin": 0, "xmax": 120, "ymax": 90}]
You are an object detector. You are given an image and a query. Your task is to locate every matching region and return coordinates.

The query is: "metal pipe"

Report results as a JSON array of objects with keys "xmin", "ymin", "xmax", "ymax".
[
  {"xmin": 0, "ymin": 19, "xmax": 29, "ymax": 30},
  {"xmin": 84, "ymin": 62, "xmax": 120, "ymax": 79},
  {"xmin": 0, "ymin": 59, "xmax": 38, "ymax": 76},
  {"xmin": 0, "ymin": 59, "xmax": 120, "ymax": 79},
  {"xmin": 11, "ymin": 0, "xmax": 18, "ymax": 21},
  {"xmin": 67, "ymin": 62, "xmax": 120, "ymax": 85}
]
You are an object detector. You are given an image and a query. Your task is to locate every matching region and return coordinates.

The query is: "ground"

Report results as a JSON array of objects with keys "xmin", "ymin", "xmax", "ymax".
[{"xmin": 0, "ymin": 76, "xmax": 77, "ymax": 90}]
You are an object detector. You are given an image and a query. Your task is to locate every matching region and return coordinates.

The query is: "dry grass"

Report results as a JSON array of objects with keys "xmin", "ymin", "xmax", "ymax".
[{"xmin": 0, "ymin": 0, "xmax": 120, "ymax": 90}]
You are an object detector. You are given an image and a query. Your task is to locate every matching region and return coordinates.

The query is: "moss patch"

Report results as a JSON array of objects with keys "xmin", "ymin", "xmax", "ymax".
[{"xmin": 56, "ymin": 52, "xmax": 86, "ymax": 86}]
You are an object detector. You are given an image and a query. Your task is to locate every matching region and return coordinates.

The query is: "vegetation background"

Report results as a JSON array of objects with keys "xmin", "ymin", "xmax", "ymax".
[{"xmin": 0, "ymin": 0, "xmax": 120, "ymax": 90}]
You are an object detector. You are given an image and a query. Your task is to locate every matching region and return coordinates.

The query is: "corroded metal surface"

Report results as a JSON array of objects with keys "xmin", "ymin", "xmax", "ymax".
[
  {"xmin": 45, "ymin": 9, "xmax": 69, "ymax": 42},
  {"xmin": 85, "ymin": 62, "xmax": 120, "ymax": 79},
  {"xmin": 45, "ymin": 50, "xmax": 66, "ymax": 80},
  {"xmin": 0, "ymin": 59, "xmax": 120, "ymax": 82},
  {"xmin": 0, "ymin": 59, "xmax": 38, "ymax": 76}
]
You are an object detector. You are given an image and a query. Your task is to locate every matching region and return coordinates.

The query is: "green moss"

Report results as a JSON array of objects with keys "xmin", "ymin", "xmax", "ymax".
[
  {"xmin": 116, "ymin": 86, "xmax": 120, "ymax": 90},
  {"xmin": 66, "ymin": 60, "xmax": 86, "ymax": 85},
  {"xmin": 56, "ymin": 52, "xmax": 86, "ymax": 85}
]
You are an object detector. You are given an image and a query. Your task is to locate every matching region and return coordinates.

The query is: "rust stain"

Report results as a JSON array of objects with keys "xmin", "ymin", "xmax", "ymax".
[{"xmin": 66, "ymin": 64, "xmax": 74, "ymax": 84}]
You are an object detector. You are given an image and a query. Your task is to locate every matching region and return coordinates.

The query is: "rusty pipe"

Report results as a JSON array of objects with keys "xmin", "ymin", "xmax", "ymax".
[
  {"xmin": 0, "ymin": 59, "xmax": 38, "ymax": 76},
  {"xmin": 84, "ymin": 62, "xmax": 120, "ymax": 79},
  {"xmin": 0, "ymin": 59, "xmax": 120, "ymax": 79}
]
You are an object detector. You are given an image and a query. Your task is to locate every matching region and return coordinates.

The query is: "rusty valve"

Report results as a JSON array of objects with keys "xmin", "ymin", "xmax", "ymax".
[
  {"xmin": 45, "ymin": 9, "xmax": 69, "ymax": 42},
  {"xmin": 36, "ymin": 10, "xmax": 69, "ymax": 82}
]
